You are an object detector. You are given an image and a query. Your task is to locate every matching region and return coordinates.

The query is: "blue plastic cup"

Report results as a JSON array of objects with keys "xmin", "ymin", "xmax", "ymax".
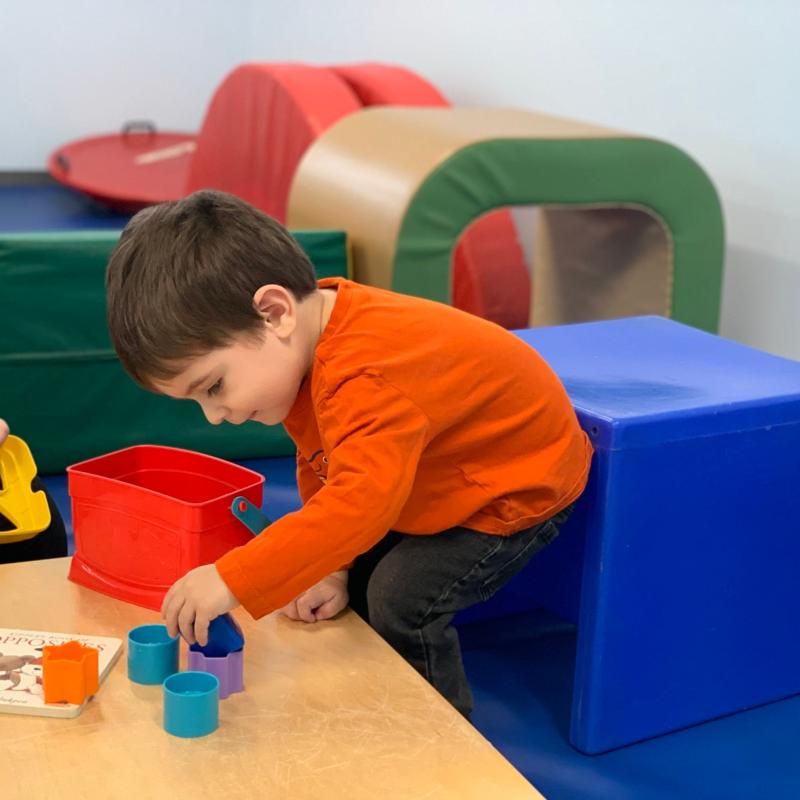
[
  {"xmin": 163, "ymin": 671, "xmax": 220, "ymax": 738},
  {"xmin": 127, "ymin": 624, "xmax": 179, "ymax": 685}
]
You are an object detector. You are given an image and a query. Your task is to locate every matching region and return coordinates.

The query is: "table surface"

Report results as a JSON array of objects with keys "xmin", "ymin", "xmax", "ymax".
[{"xmin": 0, "ymin": 557, "xmax": 543, "ymax": 800}]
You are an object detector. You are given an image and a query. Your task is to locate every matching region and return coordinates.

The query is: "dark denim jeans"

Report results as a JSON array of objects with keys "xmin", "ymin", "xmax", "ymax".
[{"xmin": 348, "ymin": 503, "xmax": 575, "ymax": 718}]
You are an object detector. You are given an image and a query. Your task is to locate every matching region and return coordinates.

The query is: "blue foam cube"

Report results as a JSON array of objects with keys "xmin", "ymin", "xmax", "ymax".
[{"xmin": 462, "ymin": 317, "xmax": 800, "ymax": 753}]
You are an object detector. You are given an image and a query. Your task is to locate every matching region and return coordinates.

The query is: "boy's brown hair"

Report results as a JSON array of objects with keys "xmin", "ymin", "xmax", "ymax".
[{"xmin": 106, "ymin": 190, "xmax": 317, "ymax": 387}]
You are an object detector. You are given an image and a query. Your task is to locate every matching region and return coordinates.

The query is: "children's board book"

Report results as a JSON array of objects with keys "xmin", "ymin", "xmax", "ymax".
[{"xmin": 0, "ymin": 628, "xmax": 122, "ymax": 718}]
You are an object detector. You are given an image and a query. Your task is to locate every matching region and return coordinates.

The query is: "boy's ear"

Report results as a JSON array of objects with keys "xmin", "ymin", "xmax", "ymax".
[{"xmin": 253, "ymin": 285, "xmax": 296, "ymax": 338}]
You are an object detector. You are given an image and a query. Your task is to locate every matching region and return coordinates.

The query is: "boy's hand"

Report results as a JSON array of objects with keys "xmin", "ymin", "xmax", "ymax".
[
  {"xmin": 161, "ymin": 564, "xmax": 239, "ymax": 647},
  {"xmin": 0, "ymin": 419, "xmax": 9, "ymax": 446},
  {"xmin": 280, "ymin": 570, "xmax": 348, "ymax": 623}
]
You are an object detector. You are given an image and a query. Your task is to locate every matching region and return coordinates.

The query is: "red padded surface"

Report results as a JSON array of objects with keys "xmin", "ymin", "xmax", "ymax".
[
  {"xmin": 47, "ymin": 131, "xmax": 194, "ymax": 213},
  {"xmin": 332, "ymin": 62, "xmax": 448, "ymax": 106},
  {"xmin": 186, "ymin": 63, "xmax": 360, "ymax": 222},
  {"xmin": 453, "ymin": 211, "xmax": 531, "ymax": 329}
]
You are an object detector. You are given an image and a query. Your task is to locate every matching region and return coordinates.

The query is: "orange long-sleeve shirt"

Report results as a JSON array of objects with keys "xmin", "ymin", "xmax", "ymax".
[{"xmin": 216, "ymin": 278, "xmax": 592, "ymax": 618}]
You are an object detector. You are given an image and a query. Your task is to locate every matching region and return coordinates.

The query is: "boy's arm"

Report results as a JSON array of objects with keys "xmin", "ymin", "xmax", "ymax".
[
  {"xmin": 290, "ymin": 450, "xmax": 346, "ymax": 622},
  {"xmin": 296, "ymin": 450, "xmax": 323, "ymax": 504},
  {"xmin": 295, "ymin": 450, "xmax": 352, "ymax": 578},
  {"xmin": 216, "ymin": 372, "xmax": 430, "ymax": 619}
]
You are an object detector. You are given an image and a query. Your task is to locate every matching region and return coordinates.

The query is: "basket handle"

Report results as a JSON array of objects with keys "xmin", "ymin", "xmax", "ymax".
[{"xmin": 231, "ymin": 496, "xmax": 271, "ymax": 536}]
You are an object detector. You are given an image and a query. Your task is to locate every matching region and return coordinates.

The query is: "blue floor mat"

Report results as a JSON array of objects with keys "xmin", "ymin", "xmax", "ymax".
[
  {"xmin": 40, "ymin": 460, "xmax": 800, "ymax": 799},
  {"xmin": 461, "ymin": 611, "xmax": 800, "ymax": 800},
  {"xmin": 0, "ymin": 184, "xmax": 130, "ymax": 231},
  {"xmin": 236, "ymin": 456, "xmax": 302, "ymax": 521}
]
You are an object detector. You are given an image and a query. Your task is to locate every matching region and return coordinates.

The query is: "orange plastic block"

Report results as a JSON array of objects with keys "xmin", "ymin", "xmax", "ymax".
[{"xmin": 42, "ymin": 641, "xmax": 99, "ymax": 705}]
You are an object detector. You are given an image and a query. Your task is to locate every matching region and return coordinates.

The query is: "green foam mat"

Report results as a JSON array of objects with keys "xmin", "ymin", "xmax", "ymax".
[{"xmin": 0, "ymin": 230, "xmax": 349, "ymax": 473}]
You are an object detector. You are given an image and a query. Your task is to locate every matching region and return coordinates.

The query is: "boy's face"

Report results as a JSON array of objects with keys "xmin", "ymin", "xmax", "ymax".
[
  {"xmin": 154, "ymin": 330, "xmax": 306, "ymax": 427},
  {"xmin": 153, "ymin": 286, "xmax": 312, "ymax": 427}
]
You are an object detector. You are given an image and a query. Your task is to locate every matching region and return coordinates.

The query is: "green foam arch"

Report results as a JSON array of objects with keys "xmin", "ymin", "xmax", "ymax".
[{"xmin": 394, "ymin": 138, "xmax": 724, "ymax": 332}]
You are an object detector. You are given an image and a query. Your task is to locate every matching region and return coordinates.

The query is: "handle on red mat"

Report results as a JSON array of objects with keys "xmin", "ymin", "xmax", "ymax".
[{"xmin": 121, "ymin": 120, "xmax": 157, "ymax": 139}]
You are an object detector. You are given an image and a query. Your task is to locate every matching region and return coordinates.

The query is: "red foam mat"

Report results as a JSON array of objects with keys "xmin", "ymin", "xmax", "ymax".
[
  {"xmin": 332, "ymin": 62, "xmax": 448, "ymax": 106},
  {"xmin": 186, "ymin": 63, "xmax": 361, "ymax": 222},
  {"xmin": 48, "ymin": 127, "xmax": 195, "ymax": 213}
]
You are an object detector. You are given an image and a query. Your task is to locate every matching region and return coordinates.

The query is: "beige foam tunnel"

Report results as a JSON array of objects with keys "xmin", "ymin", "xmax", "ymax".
[{"xmin": 287, "ymin": 107, "xmax": 724, "ymax": 331}]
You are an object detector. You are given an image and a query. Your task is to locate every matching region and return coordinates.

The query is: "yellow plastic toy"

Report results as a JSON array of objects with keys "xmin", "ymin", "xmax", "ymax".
[{"xmin": 0, "ymin": 435, "xmax": 51, "ymax": 544}]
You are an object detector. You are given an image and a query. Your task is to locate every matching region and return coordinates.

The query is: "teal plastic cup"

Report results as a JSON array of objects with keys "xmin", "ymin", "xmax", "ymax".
[
  {"xmin": 163, "ymin": 671, "xmax": 220, "ymax": 738},
  {"xmin": 127, "ymin": 624, "xmax": 179, "ymax": 685}
]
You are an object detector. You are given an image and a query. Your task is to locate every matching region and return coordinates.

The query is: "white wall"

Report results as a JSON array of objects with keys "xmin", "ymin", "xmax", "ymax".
[
  {"xmin": 246, "ymin": 0, "xmax": 800, "ymax": 360},
  {"xmin": 1, "ymin": 1, "xmax": 798, "ymax": 359},
  {"xmin": 0, "ymin": 0, "xmax": 249, "ymax": 168}
]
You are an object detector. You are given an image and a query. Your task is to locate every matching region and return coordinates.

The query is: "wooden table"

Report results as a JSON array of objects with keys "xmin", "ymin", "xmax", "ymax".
[{"xmin": 1, "ymin": 558, "xmax": 544, "ymax": 799}]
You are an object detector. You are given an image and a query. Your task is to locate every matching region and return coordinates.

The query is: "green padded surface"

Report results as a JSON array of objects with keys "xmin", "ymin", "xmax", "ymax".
[
  {"xmin": 393, "ymin": 138, "xmax": 724, "ymax": 332},
  {"xmin": 0, "ymin": 230, "xmax": 349, "ymax": 473}
]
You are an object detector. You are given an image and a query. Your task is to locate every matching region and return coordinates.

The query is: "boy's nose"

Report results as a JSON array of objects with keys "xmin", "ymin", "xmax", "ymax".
[{"xmin": 201, "ymin": 404, "xmax": 227, "ymax": 426}]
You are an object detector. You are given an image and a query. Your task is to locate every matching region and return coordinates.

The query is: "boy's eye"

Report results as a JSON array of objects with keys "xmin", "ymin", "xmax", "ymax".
[{"xmin": 207, "ymin": 379, "xmax": 223, "ymax": 397}]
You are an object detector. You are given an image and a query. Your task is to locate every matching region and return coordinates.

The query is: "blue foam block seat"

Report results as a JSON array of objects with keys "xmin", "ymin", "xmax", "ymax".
[{"xmin": 458, "ymin": 316, "xmax": 800, "ymax": 754}]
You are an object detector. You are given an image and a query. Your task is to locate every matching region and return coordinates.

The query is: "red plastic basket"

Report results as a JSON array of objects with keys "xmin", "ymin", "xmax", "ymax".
[{"xmin": 67, "ymin": 445, "xmax": 263, "ymax": 610}]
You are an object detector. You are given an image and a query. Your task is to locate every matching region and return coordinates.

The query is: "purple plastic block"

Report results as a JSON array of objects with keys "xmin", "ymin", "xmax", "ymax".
[{"xmin": 187, "ymin": 648, "xmax": 244, "ymax": 699}]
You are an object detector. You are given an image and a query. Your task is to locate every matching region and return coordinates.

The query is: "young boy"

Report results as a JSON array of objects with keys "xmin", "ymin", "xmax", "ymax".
[{"xmin": 105, "ymin": 190, "xmax": 592, "ymax": 718}]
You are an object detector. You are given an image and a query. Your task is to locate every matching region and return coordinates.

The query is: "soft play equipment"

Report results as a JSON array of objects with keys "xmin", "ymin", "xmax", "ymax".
[
  {"xmin": 0, "ymin": 229, "xmax": 349, "ymax": 473},
  {"xmin": 457, "ymin": 316, "xmax": 800, "ymax": 753},
  {"xmin": 48, "ymin": 123, "xmax": 194, "ymax": 213},
  {"xmin": 331, "ymin": 63, "xmax": 448, "ymax": 105},
  {"xmin": 330, "ymin": 63, "xmax": 530, "ymax": 328},
  {"xmin": 47, "ymin": 62, "xmax": 530, "ymax": 327},
  {"xmin": 47, "ymin": 64, "xmax": 361, "ymax": 221},
  {"xmin": 288, "ymin": 107, "xmax": 725, "ymax": 331},
  {"xmin": 184, "ymin": 63, "xmax": 362, "ymax": 221}
]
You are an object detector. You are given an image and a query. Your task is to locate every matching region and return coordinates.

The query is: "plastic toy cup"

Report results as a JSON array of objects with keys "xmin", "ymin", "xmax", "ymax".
[
  {"xmin": 163, "ymin": 672, "xmax": 220, "ymax": 738},
  {"xmin": 127, "ymin": 624, "xmax": 179, "ymax": 685},
  {"xmin": 187, "ymin": 648, "xmax": 244, "ymax": 699},
  {"xmin": 191, "ymin": 613, "xmax": 244, "ymax": 658}
]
